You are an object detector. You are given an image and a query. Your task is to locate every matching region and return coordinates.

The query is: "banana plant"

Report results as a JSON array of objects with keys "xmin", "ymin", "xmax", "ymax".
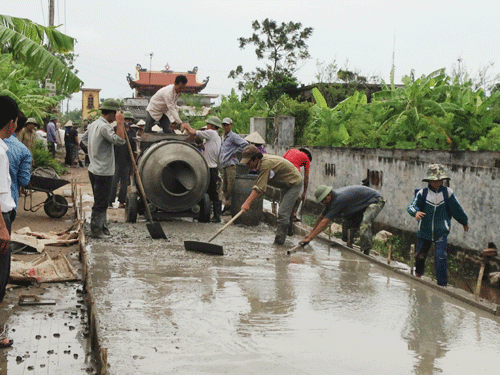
[
  {"xmin": 0, "ymin": 14, "xmax": 82, "ymax": 93},
  {"xmin": 0, "ymin": 54, "xmax": 62, "ymax": 123}
]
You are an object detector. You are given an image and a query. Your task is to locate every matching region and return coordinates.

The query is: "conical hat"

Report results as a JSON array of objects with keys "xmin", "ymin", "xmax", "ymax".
[
  {"xmin": 245, "ymin": 131, "xmax": 265, "ymax": 145},
  {"xmin": 136, "ymin": 119, "xmax": 146, "ymax": 126},
  {"xmin": 151, "ymin": 124, "xmax": 162, "ymax": 132}
]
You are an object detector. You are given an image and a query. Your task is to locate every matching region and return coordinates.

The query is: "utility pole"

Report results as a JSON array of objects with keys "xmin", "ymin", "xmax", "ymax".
[{"xmin": 49, "ymin": 0, "xmax": 55, "ymax": 27}]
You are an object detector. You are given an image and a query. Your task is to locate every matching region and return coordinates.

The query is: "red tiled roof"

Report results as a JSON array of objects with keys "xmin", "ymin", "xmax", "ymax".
[{"xmin": 134, "ymin": 71, "xmax": 204, "ymax": 87}]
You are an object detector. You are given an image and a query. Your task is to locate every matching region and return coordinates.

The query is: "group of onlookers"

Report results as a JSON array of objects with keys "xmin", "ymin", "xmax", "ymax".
[{"xmin": 0, "ymin": 96, "xmax": 29, "ymax": 349}]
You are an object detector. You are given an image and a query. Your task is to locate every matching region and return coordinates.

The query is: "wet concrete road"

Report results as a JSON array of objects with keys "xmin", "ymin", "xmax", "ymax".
[{"xmin": 88, "ymin": 220, "xmax": 500, "ymax": 375}]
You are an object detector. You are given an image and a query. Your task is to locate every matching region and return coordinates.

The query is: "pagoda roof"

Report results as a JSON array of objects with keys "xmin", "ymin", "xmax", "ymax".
[{"xmin": 128, "ymin": 65, "xmax": 209, "ymax": 94}]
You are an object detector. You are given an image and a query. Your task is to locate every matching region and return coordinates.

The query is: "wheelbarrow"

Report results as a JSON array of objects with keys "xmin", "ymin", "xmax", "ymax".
[{"xmin": 23, "ymin": 174, "xmax": 71, "ymax": 218}]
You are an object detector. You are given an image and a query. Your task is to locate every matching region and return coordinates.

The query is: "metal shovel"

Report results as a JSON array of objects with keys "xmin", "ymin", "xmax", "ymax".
[
  {"xmin": 125, "ymin": 133, "xmax": 167, "ymax": 239},
  {"xmin": 184, "ymin": 210, "xmax": 244, "ymax": 255}
]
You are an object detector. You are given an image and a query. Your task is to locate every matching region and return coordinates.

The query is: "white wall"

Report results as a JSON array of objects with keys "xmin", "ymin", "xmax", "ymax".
[{"xmin": 267, "ymin": 145, "xmax": 500, "ymax": 251}]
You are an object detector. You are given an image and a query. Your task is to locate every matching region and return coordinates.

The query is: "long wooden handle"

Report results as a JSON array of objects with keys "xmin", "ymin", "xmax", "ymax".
[
  {"xmin": 287, "ymin": 243, "xmax": 305, "ymax": 255},
  {"xmin": 298, "ymin": 197, "xmax": 306, "ymax": 217},
  {"xmin": 125, "ymin": 134, "xmax": 154, "ymax": 224},
  {"xmin": 475, "ymin": 263, "xmax": 486, "ymax": 301},
  {"xmin": 208, "ymin": 210, "xmax": 244, "ymax": 242}
]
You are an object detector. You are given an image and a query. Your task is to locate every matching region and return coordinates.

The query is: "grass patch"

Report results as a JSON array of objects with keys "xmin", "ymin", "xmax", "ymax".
[{"xmin": 372, "ymin": 235, "xmax": 475, "ymax": 288}]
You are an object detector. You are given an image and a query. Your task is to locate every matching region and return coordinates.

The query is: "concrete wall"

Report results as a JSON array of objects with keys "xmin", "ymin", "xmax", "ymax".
[{"xmin": 267, "ymin": 145, "xmax": 500, "ymax": 252}]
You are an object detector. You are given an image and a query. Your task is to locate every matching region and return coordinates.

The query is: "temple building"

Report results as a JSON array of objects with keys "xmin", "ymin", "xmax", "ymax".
[
  {"xmin": 124, "ymin": 65, "xmax": 217, "ymax": 120},
  {"xmin": 81, "ymin": 88, "xmax": 101, "ymax": 123},
  {"xmin": 127, "ymin": 65, "xmax": 209, "ymax": 98}
]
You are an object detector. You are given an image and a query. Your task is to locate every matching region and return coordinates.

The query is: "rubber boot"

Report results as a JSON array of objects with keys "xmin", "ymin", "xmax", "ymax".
[
  {"xmin": 274, "ymin": 224, "xmax": 288, "ymax": 245},
  {"xmin": 210, "ymin": 201, "xmax": 221, "ymax": 223},
  {"xmin": 90, "ymin": 225, "xmax": 107, "ymax": 239},
  {"xmin": 90, "ymin": 212, "xmax": 110, "ymax": 239},
  {"xmin": 102, "ymin": 222, "xmax": 111, "ymax": 236}
]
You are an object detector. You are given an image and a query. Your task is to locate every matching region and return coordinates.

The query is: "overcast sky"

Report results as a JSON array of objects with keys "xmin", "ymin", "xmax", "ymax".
[{"xmin": 3, "ymin": 0, "xmax": 500, "ymax": 112}]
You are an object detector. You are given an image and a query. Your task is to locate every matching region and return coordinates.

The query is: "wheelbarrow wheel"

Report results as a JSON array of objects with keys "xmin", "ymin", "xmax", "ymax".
[
  {"xmin": 125, "ymin": 192, "xmax": 138, "ymax": 223},
  {"xmin": 44, "ymin": 195, "xmax": 69, "ymax": 218}
]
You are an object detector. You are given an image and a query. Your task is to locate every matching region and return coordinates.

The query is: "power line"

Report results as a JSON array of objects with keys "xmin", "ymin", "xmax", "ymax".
[{"xmin": 77, "ymin": 65, "xmax": 130, "ymax": 87}]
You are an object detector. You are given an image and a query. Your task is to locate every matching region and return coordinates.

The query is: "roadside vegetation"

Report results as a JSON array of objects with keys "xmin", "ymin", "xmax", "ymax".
[
  {"xmin": 32, "ymin": 141, "xmax": 67, "ymax": 175},
  {"xmin": 210, "ymin": 18, "xmax": 500, "ymax": 151}
]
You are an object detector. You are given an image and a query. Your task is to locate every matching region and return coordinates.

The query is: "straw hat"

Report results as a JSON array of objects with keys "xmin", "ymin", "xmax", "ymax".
[{"xmin": 245, "ymin": 131, "xmax": 265, "ymax": 145}]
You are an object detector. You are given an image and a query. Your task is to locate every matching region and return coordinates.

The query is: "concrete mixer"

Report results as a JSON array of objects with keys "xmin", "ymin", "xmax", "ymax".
[{"xmin": 125, "ymin": 133, "xmax": 211, "ymax": 223}]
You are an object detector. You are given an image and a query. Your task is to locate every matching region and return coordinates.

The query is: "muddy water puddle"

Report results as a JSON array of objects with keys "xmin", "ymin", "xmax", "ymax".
[{"xmin": 88, "ymin": 221, "xmax": 500, "ymax": 374}]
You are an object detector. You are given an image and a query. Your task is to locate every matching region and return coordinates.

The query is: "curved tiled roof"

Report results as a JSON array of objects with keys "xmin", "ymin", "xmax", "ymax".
[{"xmin": 128, "ymin": 67, "xmax": 209, "ymax": 94}]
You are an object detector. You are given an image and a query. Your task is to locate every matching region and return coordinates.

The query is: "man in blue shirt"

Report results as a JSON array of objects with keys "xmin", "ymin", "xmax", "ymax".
[
  {"xmin": 4, "ymin": 112, "xmax": 31, "ymax": 222},
  {"xmin": 46, "ymin": 116, "xmax": 58, "ymax": 158},
  {"xmin": 219, "ymin": 118, "xmax": 248, "ymax": 215}
]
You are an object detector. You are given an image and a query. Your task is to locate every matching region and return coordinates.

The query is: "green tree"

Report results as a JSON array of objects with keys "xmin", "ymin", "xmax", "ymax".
[
  {"xmin": 0, "ymin": 54, "xmax": 63, "ymax": 124},
  {"xmin": 60, "ymin": 108, "xmax": 82, "ymax": 125},
  {"xmin": 217, "ymin": 88, "xmax": 269, "ymax": 134},
  {"xmin": 228, "ymin": 19, "xmax": 313, "ymax": 91},
  {"xmin": 0, "ymin": 14, "xmax": 82, "ymax": 93}
]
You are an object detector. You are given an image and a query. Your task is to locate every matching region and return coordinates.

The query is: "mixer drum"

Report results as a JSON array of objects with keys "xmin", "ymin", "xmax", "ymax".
[{"xmin": 137, "ymin": 140, "xmax": 210, "ymax": 212}]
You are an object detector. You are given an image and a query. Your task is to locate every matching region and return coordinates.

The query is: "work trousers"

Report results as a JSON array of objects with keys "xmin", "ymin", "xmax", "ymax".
[
  {"xmin": 144, "ymin": 112, "xmax": 173, "ymax": 134},
  {"xmin": 0, "ymin": 211, "xmax": 14, "ymax": 302},
  {"xmin": 415, "ymin": 236, "xmax": 448, "ymax": 286},
  {"xmin": 207, "ymin": 168, "xmax": 219, "ymax": 203},
  {"xmin": 48, "ymin": 142, "xmax": 56, "ymax": 158},
  {"xmin": 358, "ymin": 199, "xmax": 385, "ymax": 252},
  {"xmin": 276, "ymin": 180, "xmax": 303, "ymax": 227},
  {"xmin": 110, "ymin": 163, "xmax": 131, "ymax": 205},
  {"xmin": 64, "ymin": 141, "xmax": 71, "ymax": 165},
  {"xmin": 89, "ymin": 172, "xmax": 113, "ymax": 229},
  {"xmin": 221, "ymin": 165, "xmax": 236, "ymax": 207}
]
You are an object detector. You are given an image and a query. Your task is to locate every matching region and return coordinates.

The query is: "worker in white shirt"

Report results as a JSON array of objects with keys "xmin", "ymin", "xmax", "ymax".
[{"xmin": 144, "ymin": 75, "xmax": 188, "ymax": 134}]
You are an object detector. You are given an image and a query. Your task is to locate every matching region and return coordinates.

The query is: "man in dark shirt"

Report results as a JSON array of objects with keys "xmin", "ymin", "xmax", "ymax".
[
  {"xmin": 68, "ymin": 123, "xmax": 80, "ymax": 167},
  {"xmin": 300, "ymin": 185, "xmax": 385, "ymax": 255},
  {"xmin": 109, "ymin": 112, "xmax": 136, "ymax": 208}
]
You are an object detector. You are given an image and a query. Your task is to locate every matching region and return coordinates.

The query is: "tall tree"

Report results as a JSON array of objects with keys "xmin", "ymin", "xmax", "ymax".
[
  {"xmin": 0, "ymin": 14, "xmax": 82, "ymax": 93},
  {"xmin": 229, "ymin": 19, "xmax": 313, "ymax": 91}
]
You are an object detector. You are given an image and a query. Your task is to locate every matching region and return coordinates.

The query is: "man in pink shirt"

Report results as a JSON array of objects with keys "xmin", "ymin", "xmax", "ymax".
[
  {"xmin": 283, "ymin": 147, "xmax": 312, "ymax": 222},
  {"xmin": 144, "ymin": 75, "xmax": 188, "ymax": 134}
]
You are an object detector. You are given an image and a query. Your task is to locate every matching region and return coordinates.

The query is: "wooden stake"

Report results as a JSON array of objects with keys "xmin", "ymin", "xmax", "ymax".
[
  {"xmin": 387, "ymin": 244, "xmax": 392, "ymax": 264},
  {"xmin": 475, "ymin": 262, "xmax": 486, "ymax": 302},
  {"xmin": 347, "ymin": 229, "xmax": 352, "ymax": 248},
  {"xmin": 328, "ymin": 227, "xmax": 331, "ymax": 255},
  {"xmin": 410, "ymin": 244, "xmax": 415, "ymax": 275}
]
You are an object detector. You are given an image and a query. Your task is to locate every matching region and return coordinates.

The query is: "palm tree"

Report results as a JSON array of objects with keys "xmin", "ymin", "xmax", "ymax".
[{"xmin": 0, "ymin": 14, "xmax": 82, "ymax": 93}]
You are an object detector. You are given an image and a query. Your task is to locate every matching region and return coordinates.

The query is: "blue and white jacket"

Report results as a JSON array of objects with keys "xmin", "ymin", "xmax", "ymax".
[{"xmin": 407, "ymin": 185, "xmax": 468, "ymax": 241}]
